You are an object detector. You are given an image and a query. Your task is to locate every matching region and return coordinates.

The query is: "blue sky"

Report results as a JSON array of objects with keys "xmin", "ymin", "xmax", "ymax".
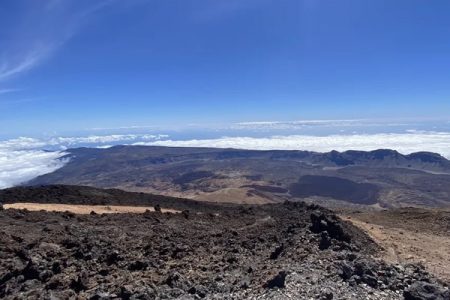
[{"xmin": 1, "ymin": 0, "xmax": 450, "ymax": 138}]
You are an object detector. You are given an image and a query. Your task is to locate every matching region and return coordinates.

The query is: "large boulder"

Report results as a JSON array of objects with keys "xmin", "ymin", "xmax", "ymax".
[{"xmin": 310, "ymin": 212, "xmax": 351, "ymax": 243}]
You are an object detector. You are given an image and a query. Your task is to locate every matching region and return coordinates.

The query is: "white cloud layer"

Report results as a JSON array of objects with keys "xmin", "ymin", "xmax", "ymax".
[
  {"xmin": 0, "ymin": 133, "xmax": 168, "ymax": 189},
  {"xmin": 141, "ymin": 132, "xmax": 450, "ymax": 159},
  {"xmin": 0, "ymin": 149, "xmax": 67, "ymax": 189},
  {"xmin": 1, "ymin": 131, "xmax": 450, "ymax": 189},
  {"xmin": 0, "ymin": 138, "xmax": 68, "ymax": 189},
  {"xmin": 48, "ymin": 134, "xmax": 168, "ymax": 148}
]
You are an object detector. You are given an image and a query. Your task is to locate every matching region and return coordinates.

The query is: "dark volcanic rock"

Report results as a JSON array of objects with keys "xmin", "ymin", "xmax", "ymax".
[
  {"xmin": 128, "ymin": 260, "xmax": 148, "ymax": 271},
  {"xmin": 404, "ymin": 281, "xmax": 450, "ymax": 300},
  {"xmin": 310, "ymin": 212, "xmax": 348, "ymax": 240},
  {"xmin": 269, "ymin": 244, "xmax": 285, "ymax": 260},
  {"xmin": 263, "ymin": 271, "xmax": 287, "ymax": 289},
  {"xmin": 0, "ymin": 190, "xmax": 447, "ymax": 299},
  {"xmin": 70, "ymin": 272, "xmax": 88, "ymax": 293},
  {"xmin": 165, "ymin": 271, "xmax": 191, "ymax": 290},
  {"xmin": 319, "ymin": 231, "xmax": 332, "ymax": 250}
]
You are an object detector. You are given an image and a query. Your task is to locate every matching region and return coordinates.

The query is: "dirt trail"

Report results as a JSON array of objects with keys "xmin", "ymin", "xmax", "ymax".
[
  {"xmin": 342, "ymin": 209, "xmax": 450, "ymax": 283},
  {"xmin": 4, "ymin": 203, "xmax": 180, "ymax": 214}
]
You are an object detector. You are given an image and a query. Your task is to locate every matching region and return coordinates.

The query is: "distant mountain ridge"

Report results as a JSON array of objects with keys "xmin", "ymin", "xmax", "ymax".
[
  {"xmin": 324, "ymin": 149, "xmax": 450, "ymax": 169},
  {"xmin": 26, "ymin": 145, "xmax": 450, "ymax": 208},
  {"xmin": 53, "ymin": 146, "xmax": 450, "ymax": 169}
]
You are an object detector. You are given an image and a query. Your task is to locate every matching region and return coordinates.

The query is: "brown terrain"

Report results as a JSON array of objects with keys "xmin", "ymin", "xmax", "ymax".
[
  {"xmin": 3, "ymin": 143, "xmax": 450, "ymax": 299},
  {"xmin": 1, "ymin": 185, "xmax": 449, "ymax": 299},
  {"xmin": 342, "ymin": 208, "xmax": 450, "ymax": 284},
  {"xmin": 27, "ymin": 146, "xmax": 450, "ymax": 208}
]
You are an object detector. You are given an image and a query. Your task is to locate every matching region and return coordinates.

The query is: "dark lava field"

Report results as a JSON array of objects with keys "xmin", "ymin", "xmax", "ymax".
[{"xmin": 1, "ymin": 191, "xmax": 449, "ymax": 299}]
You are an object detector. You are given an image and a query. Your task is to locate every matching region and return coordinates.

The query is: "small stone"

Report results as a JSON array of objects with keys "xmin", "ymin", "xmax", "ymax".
[
  {"xmin": 320, "ymin": 289, "xmax": 334, "ymax": 300},
  {"xmin": 128, "ymin": 260, "xmax": 148, "ymax": 271},
  {"xmin": 39, "ymin": 270, "xmax": 53, "ymax": 282},
  {"xmin": 89, "ymin": 291, "xmax": 112, "ymax": 300},
  {"xmin": 319, "ymin": 232, "xmax": 332, "ymax": 250},
  {"xmin": 70, "ymin": 271, "xmax": 89, "ymax": 293},
  {"xmin": 269, "ymin": 244, "xmax": 285, "ymax": 259},
  {"xmin": 338, "ymin": 262, "xmax": 353, "ymax": 280}
]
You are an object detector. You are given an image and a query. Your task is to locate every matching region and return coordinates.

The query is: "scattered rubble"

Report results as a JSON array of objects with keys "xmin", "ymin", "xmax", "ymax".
[{"xmin": 0, "ymin": 200, "xmax": 448, "ymax": 299}]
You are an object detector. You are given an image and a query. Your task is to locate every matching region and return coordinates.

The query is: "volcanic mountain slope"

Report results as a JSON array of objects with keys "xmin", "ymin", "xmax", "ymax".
[
  {"xmin": 0, "ymin": 186, "xmax": 449, "ymax": 299},
  {"xmin": 0, "ymin": 184, "xmax": 216, "ymax": 212},
  {"xmin": 28, "ymin": 146, "xmax": 450, "ymax": 207}
]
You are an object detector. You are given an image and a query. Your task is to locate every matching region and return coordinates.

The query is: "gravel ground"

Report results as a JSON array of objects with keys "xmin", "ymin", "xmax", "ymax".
[{"xmin": 0, "ymin": 200, "xmax": 449, "ymax": 299}]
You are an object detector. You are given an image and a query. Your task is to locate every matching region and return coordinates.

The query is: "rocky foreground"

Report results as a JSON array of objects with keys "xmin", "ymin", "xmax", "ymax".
[{"xmin": 0, "ymin": 199, "xmax": 449, "ymax": 299}]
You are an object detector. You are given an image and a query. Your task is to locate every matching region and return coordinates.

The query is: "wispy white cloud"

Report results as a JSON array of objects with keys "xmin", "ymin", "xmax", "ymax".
[
  {"xmin": 0, "ymin": 88, "xmax": 20, "ymax": 95},
  {"xmin": 0, "ymin": 97, "xmax": 43, "ymax": 106},
  {"xmin": 0, "ymin": 46, "xmax": 51, "ymax": 82},
  {"xmin": 231, "ymin": 119, "xmax": 410, "ymax": 130},
  {"xmin": 88, "ymin": 125, "xmax": 161, "ymax": 131},
  {"xmin": 0, "ymin": 0, "xmax": 115, "ymax": 83},
  {"xmin": 235, "ymin": 119, "xmax": 364, "ymax": 126}
]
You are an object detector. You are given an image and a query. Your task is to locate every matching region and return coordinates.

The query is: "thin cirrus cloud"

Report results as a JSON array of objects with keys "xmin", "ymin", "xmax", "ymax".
[
  {"xmin": 0, "ymin": 0, "xmax": 115, "ymax": 84},
  {"xmin": 0, "ymin": 88, "xmax": 20, "ymax": 95},
  {"xmin": 0, "ymin": 47, "xmax": 50, "ymax": 82},
  {"xmin": 230, "ymin": 119, "xmax": 411, "ymax": 130}
]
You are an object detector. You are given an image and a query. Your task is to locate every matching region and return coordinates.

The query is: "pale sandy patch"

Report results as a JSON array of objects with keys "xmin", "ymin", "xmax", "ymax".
[
  {"xmin": 4, "ymin": 203, "xmax": 180, "ymax": 214},
  {"xmin": 343, "ymin": 216, "xmax": 450, "ymax": 283}
]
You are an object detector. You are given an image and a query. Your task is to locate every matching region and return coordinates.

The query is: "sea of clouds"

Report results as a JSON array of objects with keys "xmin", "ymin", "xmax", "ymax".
[
  {"xmin": 0, "ymin": 142, "xmax": 67, "ymax": 189},
  {"xmin": 144, "ymin": 131, "xmax": 450, "ymax": 156},
  {"xmin": 1, "ymin": 130, "xmax": 450, "ymax": 189},
  {"xmin": 0, "ymin": 134, "xmax": 167, "ymax": 189}
]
